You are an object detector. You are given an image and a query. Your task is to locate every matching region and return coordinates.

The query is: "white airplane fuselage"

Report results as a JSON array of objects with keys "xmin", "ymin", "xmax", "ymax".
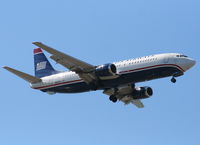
[
  {"xmin": 31, "ymin": 53, "xmax": 195, "ymax": 94},
  {"xmin": 4, "ymin": 43, "xmax": 196, "ymax": 108}
]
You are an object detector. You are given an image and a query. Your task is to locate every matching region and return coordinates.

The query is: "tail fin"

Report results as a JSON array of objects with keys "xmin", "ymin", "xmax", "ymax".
[{"xmin": 34, "ymin": 48, "xmax": 58, "ymax": 78}]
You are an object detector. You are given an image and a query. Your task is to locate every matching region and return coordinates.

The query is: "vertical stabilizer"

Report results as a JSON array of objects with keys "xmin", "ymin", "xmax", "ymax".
[{"xmin": 34, "ymin": 48, "xmax": 58, "ymax": 78}]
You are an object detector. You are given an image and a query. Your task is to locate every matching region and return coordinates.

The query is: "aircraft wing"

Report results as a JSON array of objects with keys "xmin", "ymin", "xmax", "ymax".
[
  {"xmin": 103, "ymin": 88, "xmax": 144, "ymax": 108},
  {"xmin": 32, "ymin": 42, "xmax": 96, "ymax": 83},
  {"xmin": 131, "ymin": 100, "xmax": 144, "ymax": 108}
]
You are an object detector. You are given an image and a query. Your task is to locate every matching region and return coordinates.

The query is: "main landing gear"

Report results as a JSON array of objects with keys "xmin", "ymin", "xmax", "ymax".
[
  {"xmin": 109, "ymin": 95, "xmax": 117, "ymax": 103},
  {"xmin": 171, "ymin": 77, "xmax": 176, "ymax": 83}
]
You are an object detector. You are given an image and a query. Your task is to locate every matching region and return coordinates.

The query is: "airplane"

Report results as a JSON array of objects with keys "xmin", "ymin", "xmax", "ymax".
[{"xmin": 3, "ymin": 42, "xmax": 196, "ymax": 108}]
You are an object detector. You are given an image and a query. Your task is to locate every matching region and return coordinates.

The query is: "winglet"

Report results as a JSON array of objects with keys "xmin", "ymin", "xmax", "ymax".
[
  {"xmin": 3, "ymin": 66, "xmax": 42, "ymax": 84},
  {"xmin": 32, "ymin": 42, "xmax": 41, "ymax": 47}
]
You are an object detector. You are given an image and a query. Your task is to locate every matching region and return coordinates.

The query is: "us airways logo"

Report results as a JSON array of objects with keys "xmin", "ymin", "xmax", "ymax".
[{"xmin": 36, "ymin": 61, "xmax": 47, "ymax": 71}]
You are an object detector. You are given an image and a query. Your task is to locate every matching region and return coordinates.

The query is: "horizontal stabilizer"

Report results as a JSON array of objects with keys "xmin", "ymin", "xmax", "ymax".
[{"xmin": 3, "ymin": 66, "xmax": 42, "ymax": 83}]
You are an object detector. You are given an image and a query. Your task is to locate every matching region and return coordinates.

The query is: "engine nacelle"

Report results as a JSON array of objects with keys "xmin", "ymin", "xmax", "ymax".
[
  {"xmin": 95, "ymin": 63, "xmax": 117, "ymax": 80},
  {"xmin": 132, "ymin": 87, "xmax": 153, "ymax": 99}
]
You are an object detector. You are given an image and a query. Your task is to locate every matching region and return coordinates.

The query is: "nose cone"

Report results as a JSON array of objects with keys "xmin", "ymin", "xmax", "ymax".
[
  {"xmin": 184, "ymin": 58, "xmax": 196, "ymax": 71},
  {"xmin": 188, "ymin": 59, "xmax": 196, "ymax": 68}
]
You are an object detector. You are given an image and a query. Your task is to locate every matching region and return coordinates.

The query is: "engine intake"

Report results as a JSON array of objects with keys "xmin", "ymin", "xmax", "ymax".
[
  {"xmin": 132, "ymin": 87, "xmax": 153, "ymax": 99},
  {"xmin": 95, "ymin": 63, "xmax": 117, "ymax": 79}
]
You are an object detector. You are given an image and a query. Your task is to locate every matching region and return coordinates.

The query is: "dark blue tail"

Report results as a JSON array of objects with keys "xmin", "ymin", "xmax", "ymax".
[{"xmin": 34, "ymin": 48, "xmax": 58, "ymax": 78}]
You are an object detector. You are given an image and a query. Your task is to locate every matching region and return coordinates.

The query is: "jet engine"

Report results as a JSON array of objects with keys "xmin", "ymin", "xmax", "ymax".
[
  {"xmin": 132, "ymin": 86, "xmax": 153, "ymax": 99},
  {"xmin": 95, "ymin": 63, "xmax": 118, "ymax": 80},
  {"xmin": 103, "ymin": 85, "xmax": 153, "ymax": 104}
]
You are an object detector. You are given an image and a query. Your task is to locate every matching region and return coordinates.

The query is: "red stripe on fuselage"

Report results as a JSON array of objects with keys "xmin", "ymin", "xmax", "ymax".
[
  {"xmin": 119, "ymin": 64, "xmax": 184, "ymax": 74},
  {"xmin": 33, "ymin": 79, "xmax": 83, "ymax": 90},
  {"xmin": 33, "ymin": 64, "xmax": 184, "ymax": 90}
]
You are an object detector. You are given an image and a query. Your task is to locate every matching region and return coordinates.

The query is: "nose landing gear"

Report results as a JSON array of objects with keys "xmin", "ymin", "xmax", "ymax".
[
  {"xmin": 171, "ymin": 77, "xmax": 176, "ymax": 83},
  {"xmin": 171, "ymin": 72, "xmax": 184, "ymax": 83}
]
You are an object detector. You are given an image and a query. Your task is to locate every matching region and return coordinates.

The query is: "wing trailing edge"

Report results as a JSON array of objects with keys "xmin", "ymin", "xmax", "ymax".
[{"xmin": 3, "ymin": 66, "xmax": 42, "ymax": 84}]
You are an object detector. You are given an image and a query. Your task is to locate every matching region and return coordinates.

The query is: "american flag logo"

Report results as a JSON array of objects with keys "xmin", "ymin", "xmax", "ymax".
[{"xmin": 36, "ymin": 61, "xmax": 47, "ymax": 71}]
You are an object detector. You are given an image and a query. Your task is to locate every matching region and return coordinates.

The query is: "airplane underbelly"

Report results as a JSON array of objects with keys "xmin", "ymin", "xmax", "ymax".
[{"xmin": 101, "ymin": 65, "xmax": 182, "ymax": 88}]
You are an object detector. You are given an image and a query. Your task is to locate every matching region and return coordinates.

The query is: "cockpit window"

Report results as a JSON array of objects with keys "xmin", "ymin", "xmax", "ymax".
[
  {"xmin": 176, "ymin": 54, "xmax": 188, "ymax": 58},
  {"xmin": 182, "ymin": 55, "xmax": 188, "ymax": 57}
]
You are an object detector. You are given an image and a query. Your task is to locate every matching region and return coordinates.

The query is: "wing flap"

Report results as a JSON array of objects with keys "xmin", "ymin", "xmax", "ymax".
[
  {"xmin": 50, "ymin": 55, "xmax": 79, "ymax": 71},
  {"xmin": 3, "ymin": 66, "xmax": 41, "ymax": 83},
  {"xmin": 131, "ymin": 100, "xmax": 144, "ymax": 108}
]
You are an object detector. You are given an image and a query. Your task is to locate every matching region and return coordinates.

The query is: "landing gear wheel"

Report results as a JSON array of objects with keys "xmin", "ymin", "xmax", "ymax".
[
  {"xmin": 109, "ymin": 95, "xmax": 114, "ymax": 101},
  {"xmin": 171, "ymin": 77, "xmax": 176, "ymax": 83},
  {"xmin": 109, "ymin": 95, "xmax": 117, "ymax": 103},
  {"xmin": 112, "ymin": 97, "xmax": 117, "ymax": 103}
]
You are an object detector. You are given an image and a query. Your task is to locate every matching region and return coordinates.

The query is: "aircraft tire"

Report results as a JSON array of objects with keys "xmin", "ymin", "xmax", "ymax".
[
  {"xmin": 109, "ymin": 95, "xmax": 117, "ymax": 103},
  {"xmin": 171, "ymin": 77, "xmax": 176, "ymax": 83}
]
